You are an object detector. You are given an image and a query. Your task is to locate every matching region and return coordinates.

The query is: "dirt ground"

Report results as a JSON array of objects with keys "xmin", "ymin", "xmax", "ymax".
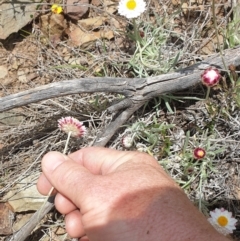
[{"xmin": 1, "ymin": 0, "xmax": 240, "ymax": 240}]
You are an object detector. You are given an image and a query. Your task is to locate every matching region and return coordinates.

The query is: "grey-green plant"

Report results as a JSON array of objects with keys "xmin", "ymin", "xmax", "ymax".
[
  {"xmin": 232, "ymin": 77, "xmax": 240, "ymax": 107},
  {"xmin": 178, "ymin": 130, "xmax": 225, "ymax": 211},
  {"xmin": 126, "ymin": 12, "xmax": 182, "ymax": 78},
  {"xmin": 224, "ymin": 5, "xmax": 240, "ymax": 48},
  {"xmin": 123, "ymin": 118, "xmax": 175, "ymax": 155}
]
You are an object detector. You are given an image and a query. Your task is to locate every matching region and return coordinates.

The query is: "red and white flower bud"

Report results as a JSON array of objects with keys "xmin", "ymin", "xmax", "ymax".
[
  {"xmin": 201, "ymin": 67, "xmax": 221, "ymax": 87},
  {"xmin": 193, "ymin": 147, "xmax": 206, "ymax": 159}
]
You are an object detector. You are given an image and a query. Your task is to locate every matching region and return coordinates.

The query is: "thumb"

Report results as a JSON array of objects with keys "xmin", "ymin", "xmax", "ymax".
[{"xmin": 40, "ymin": 151, "xmax": 93, "ymax": 207}]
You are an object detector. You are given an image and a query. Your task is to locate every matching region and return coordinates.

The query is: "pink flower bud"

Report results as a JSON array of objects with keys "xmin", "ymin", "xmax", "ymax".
[
  {"xmin": 193, "ymin": 147, "xmax": 206, "ymax": 159},
  {"xmin": 201, "ymin": 67, "xmax": 221, "ymax": 87}
]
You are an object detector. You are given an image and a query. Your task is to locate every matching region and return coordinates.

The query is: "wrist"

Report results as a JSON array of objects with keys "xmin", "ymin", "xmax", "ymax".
[{"xmin": 136, "ymin": 188, "xmax": 233, "ymax": 241}]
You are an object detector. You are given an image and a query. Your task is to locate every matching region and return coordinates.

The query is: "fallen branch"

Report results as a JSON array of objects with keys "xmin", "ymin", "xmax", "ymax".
[
  {"xmin": 2, "ymin": 47, "xmax": 240, "ymax": 146},
  {"xmin": 0, "ymin": 57, "xmax": 236, "ymax": 147},
  {"xmin": 4, "ymin": 46, "xmax": 240, "ymax": 240}
]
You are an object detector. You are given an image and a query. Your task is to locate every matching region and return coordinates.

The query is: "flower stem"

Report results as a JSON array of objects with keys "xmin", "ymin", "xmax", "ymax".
[
  {"xmin": 133, "ymin": 19, "xmax": 141, "ymax": 43},
  {"xmin": 43, "ymin": 131, "xmax": 72, "ymax": 200},
  {"xmin": 198, "ymin": 161, "xmax": 207, "ymax": 211},
  {"xmin": 205, "ymin": 86, "xmax": 210, "ymax": 100},
  {"xmin": 63, "ymin": 131, "xmax": 72, "ymax": 155},
  {"xmin": 38, "ymin": 132, "xmax": 73, "ymax": 221}
]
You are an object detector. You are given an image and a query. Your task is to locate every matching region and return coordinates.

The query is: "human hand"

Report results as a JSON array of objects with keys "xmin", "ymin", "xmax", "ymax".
[{"xmin": 37, "ymin": 147, "xmax": 230, "ymax": 241}]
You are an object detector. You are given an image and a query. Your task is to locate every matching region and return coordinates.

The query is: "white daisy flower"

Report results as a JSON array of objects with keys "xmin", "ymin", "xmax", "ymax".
[
  {"xmin": 118, "ymin": 0, "xmax": 146, "ymax": 19},
  {"xmin": 208, "ymin": 208, "xmax": 237, "ymax": 236}
]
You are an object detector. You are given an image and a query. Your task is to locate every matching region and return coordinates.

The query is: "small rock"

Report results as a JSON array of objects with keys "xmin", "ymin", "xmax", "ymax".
[
  {"xmin": 17, "ymin": 70, "xmax": 27, "ymax": 83},
  {"xmin": 0, "ymin": 1, "xmax": 39, "ymax": 39},
  {"xmin": 91, "ymin": 0, "xmax": 101, "ymax": 6},
  {"xmin": 65, "ymin": 0, "xmax": 89, "ymax": 20},
  {"xmin": 0, "ymin": 65, "xmax": 8, "ymax": 79},
  {"xmin": 1, "ymin": 77, "xmax": 14, "ymax": 86},
  {"xmin": 0, "ymin": 203, "xmax": 14, "ymax": 235},
  {"xmin": 4, "ymin": 174, "xmax": 45, "ymax": 212}
]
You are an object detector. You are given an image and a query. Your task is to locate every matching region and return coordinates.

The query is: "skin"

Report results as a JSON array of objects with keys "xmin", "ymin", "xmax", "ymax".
[{"xmin": 37, "ymin": 147, "xmax": 232, "ymax": 241}]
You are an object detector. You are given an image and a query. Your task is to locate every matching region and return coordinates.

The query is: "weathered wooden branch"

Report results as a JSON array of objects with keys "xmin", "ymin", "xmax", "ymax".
[
  {"xmin": 1, "ymin": 46, "xmax": 239, "ymax": 114},
  {"xmin": 4, "ymin": 46, "xmax": 240, "ymax": 241},
  {"xmin": 2, "ymin": 47, "xmax": 240, "ymax": 147}
]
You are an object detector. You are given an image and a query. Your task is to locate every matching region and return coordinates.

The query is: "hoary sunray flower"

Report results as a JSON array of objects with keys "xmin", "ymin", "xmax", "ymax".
[
  {"xmin": 51, "ymin": 4, "xmax": 63, "ymax": 14},
  {"xmin": 201, "ymin": 67, "xmax": 221, "ymax": 87},
  {"xmin": 43, "ymin": 116, "xmax": 86, "ymax": 201},
  {"xmin": 208, "ymin": 208, "xmax": 237, "ymax": 235},
  {"xmin": 201, "ymin": 67, "xmax": 221, "ymax": 100},
  {"xmin": 193, "ymin": 147, "xmax": 206, "ymax": 160},
  {"xmin": 118, "ymin": 0, "xmax": 146, "ymax": 19},
  {"xmin": 58, "ymin": 116, "xmax": 86, "ymax": 155},
  {"xmin": 58, "ymin": 116, "xmax": 86, "ymax": 138}
]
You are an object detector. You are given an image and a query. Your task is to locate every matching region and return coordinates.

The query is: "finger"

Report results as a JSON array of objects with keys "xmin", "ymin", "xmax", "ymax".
[
  {"xmin": 68, "ymin": 147, "xmax": 160, "ymax": 175},
  {"xmin": 37, "ymin": 147, "xmax": 121, "ymax": 195},
  {"xmin": 65, "ymin": 209, "xmax": 85, "ymax": 238},
  {"xmin": 37, "ymin": 173, "xmax": 57, "ymax": 196},
  {"xmin": 55, "ymin": 192, "xmax": 77, "ymax": 214},
  {"xmin": 68, "ymin": 147, "xmax": 129, "ymax": 174},
  {"xmin": 40, "ymin": 151, "xmax": 95, "ymax": 207}
]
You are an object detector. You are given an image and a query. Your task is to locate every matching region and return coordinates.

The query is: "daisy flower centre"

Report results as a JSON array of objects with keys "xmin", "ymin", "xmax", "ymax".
[
  {"xmin": 126, "ymin": 0, "xmax": 137, "ymax": 10},
  {"xmin": 197, "ymin": 149, "xmax": 204, "ymax": 157},
  {"xmin": 217, "ymin": 216, "xmax": 228, "ymax": 227}
]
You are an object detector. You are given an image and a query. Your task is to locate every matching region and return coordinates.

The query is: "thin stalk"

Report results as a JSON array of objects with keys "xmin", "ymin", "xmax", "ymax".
[
  {"xmin": 205, "ymin": 86, "xmax": 211, "ymax": 100},
  {"xmin": 133, "ymin": 19, "xmax": 142, "ymax": 43},
  {"xmin": 63, "ymin": 131, "xmax": 72, "ymax": 154},
  {"xmin": 38, "ymin": 131, "xmax": 72, "ymax": 220},
  {"xmin": 182, "ymin": 131, "xmax": 190, "ymax": 155},
  {"xmin": 198, "ymin": 161, "xmax": 207, "ymax": 211},
  {"xmin": 212, "ymin": 1, "xmax": 233, "ymax": 83}
]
